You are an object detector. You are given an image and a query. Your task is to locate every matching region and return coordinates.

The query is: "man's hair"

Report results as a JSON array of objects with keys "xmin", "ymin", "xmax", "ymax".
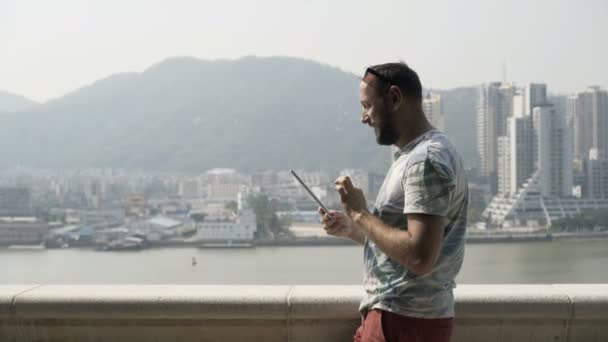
[{"xmin": 365, "ymin": 62, "xmax": 423, "ymax": 102}]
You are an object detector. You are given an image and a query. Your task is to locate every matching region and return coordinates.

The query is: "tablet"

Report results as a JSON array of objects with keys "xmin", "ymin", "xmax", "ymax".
[{"xmin": 290, "ymin": 169, "xmax": 334, "ymax": 222}]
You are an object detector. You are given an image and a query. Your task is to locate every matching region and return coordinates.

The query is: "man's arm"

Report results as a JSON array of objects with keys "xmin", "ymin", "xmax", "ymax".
[
  {"xmin": 353, "ymin": 212, "xmax": 445, "ymax": 275},
  {"xmin": 335, "ymin": 155, "xmax": 453, "ymax": 275},
  {"xmin": 319, "ymin": 209, "xmax": 367, "ymax": 245},
  {"xmin": 347, "ymin": 220, "xmax": 367, "ymax": 245}
]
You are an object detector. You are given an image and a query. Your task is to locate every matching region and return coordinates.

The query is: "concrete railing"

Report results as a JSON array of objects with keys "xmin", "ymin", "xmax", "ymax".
[{"xmin": 1, "ymin": 284, "xmax": 607, "ymax": 341}]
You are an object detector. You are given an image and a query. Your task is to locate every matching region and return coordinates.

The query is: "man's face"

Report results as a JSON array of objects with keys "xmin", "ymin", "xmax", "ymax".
[{"xmin": 359, "ymin": 79, "xmax": 399, "ymax": 146}]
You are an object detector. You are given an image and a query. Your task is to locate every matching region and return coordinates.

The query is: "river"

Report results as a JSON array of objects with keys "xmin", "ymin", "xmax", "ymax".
[{"xmin": 2, "ymin": 239, "xmax": 607, "ymax": 284}]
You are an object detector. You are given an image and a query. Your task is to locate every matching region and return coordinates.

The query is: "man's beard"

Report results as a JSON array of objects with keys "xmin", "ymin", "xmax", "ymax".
[{"xmin": 375, "ymin": 107, "xmax": 399, "ymax": 146}]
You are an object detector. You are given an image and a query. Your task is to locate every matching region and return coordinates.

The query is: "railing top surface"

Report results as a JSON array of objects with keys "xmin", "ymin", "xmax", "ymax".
[{"xmin": 1, "ymin": 284, "xmax": 607, "ymax": 320}]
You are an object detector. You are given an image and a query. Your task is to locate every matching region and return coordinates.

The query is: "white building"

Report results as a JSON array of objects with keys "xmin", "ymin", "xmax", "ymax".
[
  {"xmin": 142, "ymin": 216, "xmax": 183, "ymax": 241},
  {"xmin": 485, "ymin": 102, "xmax": 575, "ymax": 227},
  {"xmin": 0, "ymin": 217, "xmax": 48, "ymax": 245},
  {"xmin": 207, "ymin": 183, "xmax": 245, "ymax": 201},
  {"xmin": 584, "ymin": 149, "xmax": 608, "ymax": 199},
  {"xmin": 497, "ymin": 136, "xmax": 511, "ymax": 195},
  {"xmin": 251, "ymin": 171, "xmax": 279, "ymax": 189},
  {"xmin": 484, "ymin": 172, "xmax": 608, "ymax": 227},
  {"xmin": 84, "ymin": 179, "xmax": 106, "ymax": 209},
  {"xmin": 194, "ymin": 210, "xmax": 256, "ymax": 241},
  {"xmin": 203, "ymin": 169, "xmax": 250, "ymax": 202},
  {"xmin": 476, "ymin": 82, "xmax": 517, "ymax": 192},
  {"xmin": 510, "ymin": 116, "xmax": 535, "ymax": 194},
  {"xmin": 423, "ymin": 92, "xmax": 445, "ymax": 131},
  {"xmin": 533, "ymin": 105, "xmax": 573, "ymax": 197},
  {"xmin": 483, "ymin": 83, "xmax": 546, "ymax": 196},
  {"xmin": 497, "ymin": 116, "xmax": 536, "ymax": 196},
  {"xmin": 524, "ymin": 83, "xmax": 548, "ymax": 115},
  {"xmin": 568, "ymin": 86, "xmax": 608, "ymax": 163},
  {"xmin": 178, "ymin": 178, "xmax": 201, "ymax": 199}
]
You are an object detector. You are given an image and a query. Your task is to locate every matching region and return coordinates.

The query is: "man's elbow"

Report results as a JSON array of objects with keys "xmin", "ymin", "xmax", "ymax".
[
  {"xmin": 411, "ymin": 261, "xmax": 435, "ymax": 276},
  {"xmin": 400, "ymin": 254, "xmax": 436, "ymax": 276}
]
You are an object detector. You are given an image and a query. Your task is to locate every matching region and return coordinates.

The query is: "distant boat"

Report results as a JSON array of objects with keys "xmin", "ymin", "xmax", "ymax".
[
  {"xmin": 192, "ymin": 256, "xmax": 197, "ymax": 266},
  {"xmin": 199, "ymin": 240, "xmax": 254, "ymax": 249},
  {"xmin": 98, "ymin": 236, "xmax": 145, "ymax": 251},
  {"xmin": 7, "ymin": 243, "xmax": 46, "ymax": 250}
]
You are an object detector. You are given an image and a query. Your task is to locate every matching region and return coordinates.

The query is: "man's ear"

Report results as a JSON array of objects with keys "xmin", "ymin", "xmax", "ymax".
[{"xmin": 388, "ymin": 85, "xmax": 403, "ymax": 111}]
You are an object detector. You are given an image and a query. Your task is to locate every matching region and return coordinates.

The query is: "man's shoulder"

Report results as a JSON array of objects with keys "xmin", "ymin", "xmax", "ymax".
[{"xmin": 406, "ymin": 131, "xmax": 460, "ymax": 173}]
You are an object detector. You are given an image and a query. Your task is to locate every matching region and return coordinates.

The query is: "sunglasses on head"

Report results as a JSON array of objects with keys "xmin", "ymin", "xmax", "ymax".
[{"xmin": 363, "ymin": 67, "xmax": 394, "ymax": 85}]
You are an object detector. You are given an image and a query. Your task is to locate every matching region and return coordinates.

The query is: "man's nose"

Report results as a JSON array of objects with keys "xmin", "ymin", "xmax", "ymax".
[{"xmin": 361, "ymin": 113, "xmax": 370, "ymax": 124}]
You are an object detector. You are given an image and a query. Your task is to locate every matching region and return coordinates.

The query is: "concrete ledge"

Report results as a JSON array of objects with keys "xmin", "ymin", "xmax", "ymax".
[
  {"xmin": 553, "ymin": 284, "xmax": 608, "ymax": 319},
  {"xmin": 454, "ymin": 284, "xmax": 572, "ymax": 319},
  {"xmin": 1, "ymin": 284, "xmax": 607, "ymax": 342},
  {"xmin": 0, "ymin": 285, "xmax": 39, "ymax": 318},
  {"xmin": 10, "ymin": 285, "xmax": 291, "ymax": 320},
  {"xmin": 288, "ymin": 285, "xmax": 364, "ymax": 320}
]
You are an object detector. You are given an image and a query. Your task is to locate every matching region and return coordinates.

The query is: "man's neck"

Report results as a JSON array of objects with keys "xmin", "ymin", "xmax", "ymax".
[{"xmin": 394, "ymin": 114, "xmax": 434, "ymax": 149}]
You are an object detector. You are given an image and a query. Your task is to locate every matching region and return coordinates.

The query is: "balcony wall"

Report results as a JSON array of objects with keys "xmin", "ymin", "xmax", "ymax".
[{"xmin": 1, "ymin": 284, "xmax": 607, "ymax": 342}]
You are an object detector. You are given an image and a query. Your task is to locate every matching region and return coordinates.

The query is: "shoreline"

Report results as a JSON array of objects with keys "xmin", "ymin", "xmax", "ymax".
[{"xmin": 3, "ymin": 231, "xmax": 607, "ymax": 251}]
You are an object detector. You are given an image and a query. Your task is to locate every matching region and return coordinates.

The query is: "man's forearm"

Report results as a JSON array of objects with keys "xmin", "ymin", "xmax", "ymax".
[
  {"xmin": 347, "ymin": 221, "xmax": 367, "ymax": 245},
  {"xmin": 353, "ymin": 212, "xmax": 420, "ymax": 269}
]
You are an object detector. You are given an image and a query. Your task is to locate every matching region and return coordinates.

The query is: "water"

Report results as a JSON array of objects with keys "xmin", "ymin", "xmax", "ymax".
[{"xmin": 1, "ymin": 240, "xmax": 607, "ymax": 284}]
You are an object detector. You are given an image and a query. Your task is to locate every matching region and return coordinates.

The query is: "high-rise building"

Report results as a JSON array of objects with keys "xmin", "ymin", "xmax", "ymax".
[
  {"xmin": 496, "ymin": 136, "xmax": 511, "ymax": 195},
  {"xmin": 476, "ymin": 82, "xmax": 517, "ymax": 193},
  {"xmin": 532, "ymin": 105, "xmax": 573, "ymax": 197},
  {"xmin": 484, "ymin": 99, "xmax": 578, "ymax": 228},
  {"xmin": 524, "ymin": 83, "xmax": 548, "ymax": 115},
  {"xmin": 497, "ymin": 116, "xmax": 536, "ymax": 196},
  {"xmin": 568, "ymin": 86, "xmax": 608, "ymax": 164},
  {"xmin": 583, "ymin": 148, "xmax": 608, "ymax": 199},
  {"xmin": 423, "ymin": 93, "xmax": 445, "ymax": 131}
]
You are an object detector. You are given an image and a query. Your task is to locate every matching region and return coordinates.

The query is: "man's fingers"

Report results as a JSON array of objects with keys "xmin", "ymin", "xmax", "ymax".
[
  {"xmin": 334, "ymin": 176, "xmax": 348, "ymax": 190},
  {"xmin": 335, "ymin": 184, "xmax": 347, "ymax": 196},
  {"xmin": 324, "ymin": 225, "xmax": 339, "ymax": 235},
  {"xmin": 334, "ymin": 176, "xmax": 354, "ymax": 193},
  {"xmin": 322, "ymin": 214, "xmax": 339, "ymax": 227},
  {"xmin": 328, "ymin": 217, "xmax": 338, "ymax": 227},
  {"xmin": 334, "ymin": 176, "xmax": 346, "ymax": 185}
]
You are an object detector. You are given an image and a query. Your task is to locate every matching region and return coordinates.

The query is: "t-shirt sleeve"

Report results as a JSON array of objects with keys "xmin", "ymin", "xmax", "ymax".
[{"xmin": 402, "ymin": 157, "xmax": 455, "ymax": 217}]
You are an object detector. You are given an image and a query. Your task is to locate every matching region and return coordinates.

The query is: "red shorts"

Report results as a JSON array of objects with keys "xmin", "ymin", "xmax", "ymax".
[{"xmin": 353, "ymin": 309, "xmax": 453, "ymax": 342}]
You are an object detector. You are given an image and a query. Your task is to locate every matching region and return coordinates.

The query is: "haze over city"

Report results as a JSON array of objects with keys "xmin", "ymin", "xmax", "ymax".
[{"xmin": 2, "ymin": 0, "xmax": 607, "ymax": 102}]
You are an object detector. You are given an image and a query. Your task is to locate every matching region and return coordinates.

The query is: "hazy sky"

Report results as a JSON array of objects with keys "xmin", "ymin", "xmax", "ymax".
[{"xmin": 1, "ymin": 0, "xmax": 607, "ymax": 102}]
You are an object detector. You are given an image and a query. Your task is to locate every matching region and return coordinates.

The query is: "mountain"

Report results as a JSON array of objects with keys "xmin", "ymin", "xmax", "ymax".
[
  {"xmin": 0, "ymin": 91, "xmax": 37, "ymax": 113},
  {"xmin": 0, "ymin": 56, "xmax": 478, "ymax": 172}
]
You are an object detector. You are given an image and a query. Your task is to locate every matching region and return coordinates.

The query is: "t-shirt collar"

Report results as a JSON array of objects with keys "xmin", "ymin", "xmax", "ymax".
[{"xmin": 393, "ymin": 129, "xmax": 438, "ymax": 160}]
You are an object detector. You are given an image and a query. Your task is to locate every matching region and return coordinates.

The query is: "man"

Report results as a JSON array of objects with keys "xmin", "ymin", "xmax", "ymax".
[{"xmin": 319, "ymin": 62, "xmax": 468, "ymax": 342}]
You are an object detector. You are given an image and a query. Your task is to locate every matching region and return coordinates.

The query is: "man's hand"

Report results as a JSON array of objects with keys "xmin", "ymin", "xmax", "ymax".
[
  {"xmin": 319, "ymin": 208, "xmax": 353, "ymax": 237},
  {"xmin": 318, "ymin": 208, "xmax": 366, "ymax": 245},
  {"xmin": 334, "ymin": 176, "xmax": 370, "ymax": 219}
]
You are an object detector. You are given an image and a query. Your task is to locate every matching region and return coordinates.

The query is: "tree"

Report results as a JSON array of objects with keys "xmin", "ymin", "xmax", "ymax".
[
  {"xmin": 225, "ymin": 201, "xmax": 238, "ymax": 214},
  {"xmin": 248, "ymin": 194, "xmax": 273, "ymax": 239},
  {"xmin": 247, "ymin": 194, "xmax": 292, "ymax": 239},
  {"xmin": 278, "ymin": 214, "xmax": 295, "ymax": 238}
]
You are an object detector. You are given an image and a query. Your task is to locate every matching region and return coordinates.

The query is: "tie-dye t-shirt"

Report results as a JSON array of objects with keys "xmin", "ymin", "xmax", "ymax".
[{"xmin": 360, "ymin": 129, "xmax": 468, "ymax": 318}]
